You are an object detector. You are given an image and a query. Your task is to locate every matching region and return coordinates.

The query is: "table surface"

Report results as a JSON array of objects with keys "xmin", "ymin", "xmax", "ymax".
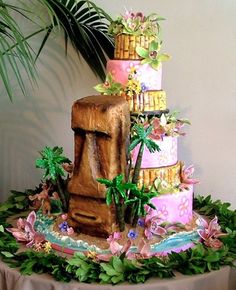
[{"xmin": 0, "ymin": 260, "xmax": 235, "ymax": 290}]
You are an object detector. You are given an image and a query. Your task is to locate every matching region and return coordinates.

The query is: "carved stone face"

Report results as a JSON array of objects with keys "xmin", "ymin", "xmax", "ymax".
[{"xmin": 67, "ymin": 95, "xmax": 130, "ymax": 236}]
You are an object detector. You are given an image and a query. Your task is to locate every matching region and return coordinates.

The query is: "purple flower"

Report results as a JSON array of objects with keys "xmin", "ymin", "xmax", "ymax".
[
  {"xmin": 137, "ymin": 218, "xmax": 145, "ymax": 228},
  {"xmin": 141, "ymin": 82, "xmax": 148, "ymax": 92},
  {"xmin": 59, "ymin": 221, "xmax": 69, "ymax": 232},
  {"xmin": 127, "ymin": 229, "xmax": 138, "ymax": 240}
]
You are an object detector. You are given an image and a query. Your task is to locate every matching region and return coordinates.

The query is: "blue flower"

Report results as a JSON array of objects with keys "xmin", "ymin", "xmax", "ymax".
[
  {"xmin": 137, "ymin": 218, "xmax": 145, "ymax": 228},
  {"xmin": 127, "ymin": 229, "xmax": 138, "ymax": 240},
  {"xmin": 141, "ymin": 82, "xmax": 148, "ymax": 92},
  {"xmin": 59, "ymin": 221, "xmax": 68, "ymax": 232}
]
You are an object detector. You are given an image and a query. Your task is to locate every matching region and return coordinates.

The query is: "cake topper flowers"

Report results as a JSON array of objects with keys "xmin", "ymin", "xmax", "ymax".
[
  {"xmin": 109, "ymin": 10, "xmax": 165, "ymax": 36},
  {"xmin": 136, "ymin": 40, "xmax": 170, "ymax": 70}
]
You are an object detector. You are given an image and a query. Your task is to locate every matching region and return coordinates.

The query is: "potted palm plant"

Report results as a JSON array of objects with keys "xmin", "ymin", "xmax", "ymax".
[{"xmin": 0, "ymin": 0, "xmax": 114, "ymax": 101}]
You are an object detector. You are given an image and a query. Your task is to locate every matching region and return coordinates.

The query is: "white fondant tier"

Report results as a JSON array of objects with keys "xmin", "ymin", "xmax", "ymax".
[
  {"xmin": 107, "ymin": 60, "xmax": 162, "ymax": 90},
  {"xmin": 131, "ymin": 136, "xmax": 178, "ymax": 168},
  {"xmin": 150, "ymin": 185, "xmax": 193, "ymax": 225}
]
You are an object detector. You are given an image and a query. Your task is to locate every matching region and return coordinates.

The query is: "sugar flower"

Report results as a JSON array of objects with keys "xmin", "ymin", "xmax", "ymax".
[
  {"xmin": 180, "ymin": 163, "xmax": 199, "ymax": 190},
  {"xmin": 197, "ymin": 216, "xmax": 227, "ymax": 249},
  {"xmin": 6, "ymin": 211, "xmax": 45, "ymax": 247},
  {"xmin": 127, "ymin": 229, "xmax": 138, "ymax": 240}
]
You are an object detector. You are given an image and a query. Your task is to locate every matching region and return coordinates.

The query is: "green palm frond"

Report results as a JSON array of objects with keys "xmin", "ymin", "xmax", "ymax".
[
  {"xmin": 145, "ymin": 138, "xmax": 161, "ymax": 153},
  {"xmin": 36, "ymin": 146, "xmax": 71, "ymax": 181},
  {"xmin": 37, "ymin": 0, "xmax": 114, "ymax": 80},
  {"xmin": 0, "ymin": 0, "xmax": 114, "ymax": 100},
  {"xmin": 0, "ymin": 2, "xmax": 37, "ymax": 101}
]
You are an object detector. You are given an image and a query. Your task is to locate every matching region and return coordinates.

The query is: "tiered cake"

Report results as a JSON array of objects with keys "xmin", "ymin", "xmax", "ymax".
[{"xmin": 105, "ymin": 11, "xmax": 198, "ymax": 226}]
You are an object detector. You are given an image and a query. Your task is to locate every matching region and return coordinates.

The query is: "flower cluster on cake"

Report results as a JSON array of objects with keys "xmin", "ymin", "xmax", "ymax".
[{"xmin": 2, "ymin": 10, "xmax": 236, "ymax": 285}]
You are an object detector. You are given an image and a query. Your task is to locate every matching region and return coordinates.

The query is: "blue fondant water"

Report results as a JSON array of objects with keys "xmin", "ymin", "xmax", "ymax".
[{"xmin": 35, "ymin": 213, "xmax": 200, "ymax": 254}]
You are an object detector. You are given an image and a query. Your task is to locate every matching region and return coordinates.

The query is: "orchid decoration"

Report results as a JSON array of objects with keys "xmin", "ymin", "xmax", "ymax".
[
  {"xmin": 153, "ymin": 178, "xmax": 179, "ymax": 195},
  {"xmin": 180, "ymin": 163, "xmax": 200, "ymax": 190},
  {"xmin": 94, "ymin": 73, "xmax": 123, "ymax": 95},
  {"xmin": 136, "ymin": 41, "xmax": 170, "ymax": 70},
  {"xmin": 197, "ymin": 216, "xmax": 227, "ymax": 249},
  {"xmin": 108, "ymin": 11, "xmax": 164, "ymax": 36},
  {"xmin": 6, "ymin": 211, "xmax": 45, "ymax": 248}
]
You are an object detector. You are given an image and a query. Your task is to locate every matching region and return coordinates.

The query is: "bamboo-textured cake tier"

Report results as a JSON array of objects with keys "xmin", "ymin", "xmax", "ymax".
[
  {"xmin": 126, "ymin": 90, "xmax": 167, "ymax": 112},
  {"xmin": 114, "ymin": 34, "xmax": 156, "ymax": 60},
  {"xmin": 135, "ymin": 161, "xmax": 181, "ymax": 189}
]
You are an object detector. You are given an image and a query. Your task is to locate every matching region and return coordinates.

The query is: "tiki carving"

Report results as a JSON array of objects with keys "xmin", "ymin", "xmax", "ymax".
[{"xmin": 68, "ymin": 95, "xmax": 130, "ymax": 237}]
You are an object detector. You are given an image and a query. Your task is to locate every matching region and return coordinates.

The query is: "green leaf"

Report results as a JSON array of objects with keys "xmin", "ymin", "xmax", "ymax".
[
  {"xmin": 106, "ymin": 189, "xmax": 113, "ymax": 205},
  {"xmin": 158, "ymin": 53, "xmax": 171, "ymax": 62},
  {"xmin": 136, "ymin": 46, "xmax": 149, "ymax": 58},
  {"xmin": 99, "ymin": 272, "xmax": 111, "ymax": 282},
  {"xmin": 112, "ymin": 256, "xmax": 124, "ymax": 273},
  {"xmin": 100, "ymin": 263, "xmax": 118, "ymax": 276},
  {"xmin": 0, "ymin": 225, "xmax": 4, "ymax": 233},
  {"xmin": 1, "ymin": 251, "xmax": 14, "ymax": 258}
]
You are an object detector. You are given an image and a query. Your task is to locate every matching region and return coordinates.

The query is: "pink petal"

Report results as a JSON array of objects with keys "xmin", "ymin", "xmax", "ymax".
[
  {"xmin": 17, "ymin": 218, "xmax": 26, "ymax": 229},
  {"xmin": 151, "ymin": 225, "xmax": 167, "ymax": 236},
  {"xmin": 26, "ymin": 211, "xmax": 36, "ymax": 227},
  {"xmin": 96, "ymin": 254, "xmax": 112, "ymax": 262},
  {"xmin": 121, "ymin": 239, "xmax": 132, "ymax": 254},
  {"xmin": 109, "ymin": 241, "xmax": 122, "ymax": 255},
  {"xmin": 12, "ymin": 231, "xmax": 27, "ymax": 242}
]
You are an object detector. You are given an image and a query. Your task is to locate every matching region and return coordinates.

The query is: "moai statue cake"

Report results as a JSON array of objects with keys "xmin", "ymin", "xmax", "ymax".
[{"xmin": 68, "ymin": 95, "xmax": 130, "ymax": 237}]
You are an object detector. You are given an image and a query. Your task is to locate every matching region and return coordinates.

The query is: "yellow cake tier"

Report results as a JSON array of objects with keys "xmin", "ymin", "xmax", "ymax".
[
  {"xmin": 114, "ymin": 34, "xmax": 156, "ymax": 60},
  {"xmin": 135, "ymin": 161, "xmax": 181, "ymax": 189},
  {"xmin": 126, "ymin": 90, "xmax": 167, "ymax": 112}
]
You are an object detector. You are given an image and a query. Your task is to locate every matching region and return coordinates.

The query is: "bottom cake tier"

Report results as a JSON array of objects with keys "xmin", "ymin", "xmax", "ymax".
[{"xmin": 150, "ymin": 185, "xmax": 193, "ymax": 225}]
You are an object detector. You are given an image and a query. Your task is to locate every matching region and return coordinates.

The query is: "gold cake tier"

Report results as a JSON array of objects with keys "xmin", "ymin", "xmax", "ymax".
[
  {"xmin": 126, "ymin": 90, "xmax": 167, "ymax": 113},
  {"xmin": 115, "ymin": 34, "xmax": 156, "ymax": 60},
  {"xmin": 135, "ymin": 161, "xmax": 181, "ymax": 189}
]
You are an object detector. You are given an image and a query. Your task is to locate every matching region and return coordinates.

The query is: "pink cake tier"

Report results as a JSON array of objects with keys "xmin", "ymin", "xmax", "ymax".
[
  {"xmin": 132, "ymin": 136, "xmax": 178, "ymax": 168},
  {"xmin": 107, "ymin": 60, "xmax": 162, "ymax": 90},
  {"xmin": 149, "ymin": 185, "xmax": 193, "ymax": 224}
]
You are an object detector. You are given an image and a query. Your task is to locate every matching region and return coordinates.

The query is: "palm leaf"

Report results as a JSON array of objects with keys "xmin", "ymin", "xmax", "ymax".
[
  {"xmin": 145, "ymin": 138, "xmax": 161, "ymax": 153},
  {"xmin": 39, "ymin": 0, "xmax": 114, "ymax": 80}
]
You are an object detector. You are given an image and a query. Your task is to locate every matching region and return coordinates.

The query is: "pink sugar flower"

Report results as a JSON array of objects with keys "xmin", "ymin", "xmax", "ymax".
[
  {"xmin": 107, "ymin": 232, "xmax": 122, "ymax": 254},
  {"xmin": 180, "ymin": 164, "xmax": 199, "ymax": 190},
  {"xmin": 67, "ymin": 227, "xmax": 74, "ymax": 236},
  {"xmin": 178, "ymin": 196, "xmax": 189, "ymax": 217},
  {"xmin": 7, "ymin": 211, "xmax": 45, "ymax": 247},
  {"xmin": 197, "ymin": 216, "xmax": 227, "ymax": 249},
  {"xmin": 61, "ymin": 214, "xmax": 68, "ymax": 220}
]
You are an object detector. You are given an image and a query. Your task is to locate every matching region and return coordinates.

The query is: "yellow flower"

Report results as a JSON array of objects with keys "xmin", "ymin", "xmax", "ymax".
[
  {"xmin": 87, "ymin": 251, "xmax": 97, "ymax": 259},
  {"xmin": 43, "ymin": 241, "xmax": 52, "ymax": 254}
]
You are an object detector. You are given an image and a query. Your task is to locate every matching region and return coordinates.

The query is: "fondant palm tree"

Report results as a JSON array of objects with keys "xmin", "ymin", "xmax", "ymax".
[
  {"xmin": 125, "ymin": 186, "xmax": 156, "ymax": 226},
  {"xmin": 1, "ymin": 0, "xmax": 114, "ymax": 100},
  {"xmin": 97, "ymin": 174, "xmax": 135, "ymax": 231},
  {"xmin": 36, "ymin": 146, "xmax": 71, "ymax": 211},
  {"xmin": 129, "ymin": 124, "xmax": 161, "ymax": 185},
  {"xmin": 126, "ymin": 124, "xmax": 160, "ymax": 223}
]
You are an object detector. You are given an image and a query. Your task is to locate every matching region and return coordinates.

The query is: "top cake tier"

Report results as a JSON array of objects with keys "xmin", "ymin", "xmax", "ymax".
[{"xmin": 114, "ymin": 34, "xmax": 156, "ymax": 60}]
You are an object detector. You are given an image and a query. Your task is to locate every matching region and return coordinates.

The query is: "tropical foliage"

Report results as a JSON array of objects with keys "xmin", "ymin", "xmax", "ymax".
[
  {"xmin": 129, "ymin": 124, "xmax": 160, "ymax": 185},
  {"xmin": 97, "ymin": 174, "xmax": 135, "ymax": 231},
  {"xmin": 0, "ymin": 0, "xmax": 114, "ymax": 100},
  {"xmin": 125, "ymin": 186, "xmax": 156, "ymax": 226},
  {"xmin": 36, "ymin": 146, "xmax": 71, "ymax": 210}
]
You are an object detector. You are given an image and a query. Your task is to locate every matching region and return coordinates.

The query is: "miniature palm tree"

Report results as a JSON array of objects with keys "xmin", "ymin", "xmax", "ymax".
[
  {"xmin": 97, "ymin": 174, "xmax": 135, "ymax": 231},
  {"xmin": 125, "ymin": 186, "xmax": 156, "ymax": 226},
  {"xmin": 125, "ymin": 123, "xmax": 160, "ymax": 223},
  {"xmin": 35, "ymin": 146, "xmax": 71, "ymax": 211},
  {"xmin": 129, "ymin": 124, "xmax": 161, "ymax": 185}
]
